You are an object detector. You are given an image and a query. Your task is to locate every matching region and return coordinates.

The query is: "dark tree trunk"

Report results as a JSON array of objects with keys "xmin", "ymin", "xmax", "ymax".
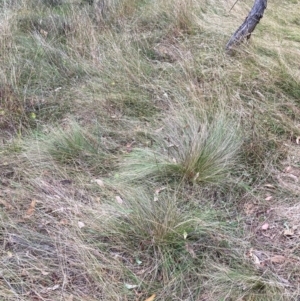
[{"xmin": 226, "ymin": 0, "xmax": 267, "ymax": 51}]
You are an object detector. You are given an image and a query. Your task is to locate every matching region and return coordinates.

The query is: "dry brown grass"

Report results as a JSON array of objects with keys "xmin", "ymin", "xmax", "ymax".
[{"xmin": 1, "ymin": 0, "xmax": 300, "ymax": 300}]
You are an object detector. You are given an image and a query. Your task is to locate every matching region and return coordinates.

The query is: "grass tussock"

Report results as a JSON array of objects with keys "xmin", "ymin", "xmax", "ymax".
[
  {"xmin": 1, "ymin": 0, "xmax": 300, "ymax": 300},
  {"xmin": 43, "ymin": 123, "xmax": 118, "ymax": 174},
  {"xmin": 88, "ymin": 188, "xmax": 247, "ymax": 299},
  {"xmin": 119, "ymin": 110, "xmax": 241, "ymax": 184}
]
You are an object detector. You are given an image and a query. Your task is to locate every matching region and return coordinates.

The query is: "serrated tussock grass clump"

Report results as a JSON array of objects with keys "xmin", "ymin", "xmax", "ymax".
[
  {"xmin": 94, "ymin": 189, "xmax": 236, "ymax": 299},
  {"xmin": 165, "ymin": 111, "xmax": 242, "ymax": 183},
  {"xmin": 105, "ymin": 191, "xmax": 189, "ymax": 247},
  {"xmin": 120, "ymin": 111, "xmax": 241, "ymax": 184},
  {"xmin": 39, "ymin": 122, "xmax": 118, "ymax": 174}
]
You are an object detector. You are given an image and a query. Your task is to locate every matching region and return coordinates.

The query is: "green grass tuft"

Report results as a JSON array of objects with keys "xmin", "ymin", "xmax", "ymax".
[
  {"xmin": 119, "ymin": 111, "xmax": 241, "ymax": 185},
  {"xmin": 42, "ymin": 123, "xmax": 118, "ymax": 174}
]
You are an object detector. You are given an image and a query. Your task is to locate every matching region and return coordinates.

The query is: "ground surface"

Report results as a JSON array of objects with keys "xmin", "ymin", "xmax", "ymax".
[{"xmin": 1, "ymin": 0, "xmax": 300, "ymax": 300}]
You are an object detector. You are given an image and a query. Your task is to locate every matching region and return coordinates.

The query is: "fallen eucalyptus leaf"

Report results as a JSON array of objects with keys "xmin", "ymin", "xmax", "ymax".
[{"xmin": 144, "ymin": 294, "xmax": 156, "ymax": 301}]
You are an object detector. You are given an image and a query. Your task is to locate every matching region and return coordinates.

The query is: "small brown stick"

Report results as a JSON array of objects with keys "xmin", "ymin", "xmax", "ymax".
[{"xmin": 226, "ymin": 0, "xmax": 268, "ymax": 51}]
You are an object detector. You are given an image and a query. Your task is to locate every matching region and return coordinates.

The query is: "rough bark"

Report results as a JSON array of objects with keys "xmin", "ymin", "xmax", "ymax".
[{"xmin": 226, "ymin": 0, "xmax": 267, "ymax": 51}]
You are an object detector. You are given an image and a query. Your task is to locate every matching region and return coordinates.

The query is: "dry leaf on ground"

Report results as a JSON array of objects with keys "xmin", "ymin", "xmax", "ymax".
[
  {"xmin": 270, "ymin": 255, "xmax": 286, "ymax": 264},
  {"xmin": 243, "ymin": 202, "xmax": 257, "ymax": 215},
  {"xmin": 144, "ymin": 294, "xmax": 156, "ymax": 301},
  {"xmin": 261, "ymin": 223, "xmax": 269, "ymax": 230},
  {"xmin": 24, "ymin": 199, "xmax": 36, "ymax": 217},
  {"xmin": 283, "ymin": 229, "xmax": 294, "ymax": 236}
]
